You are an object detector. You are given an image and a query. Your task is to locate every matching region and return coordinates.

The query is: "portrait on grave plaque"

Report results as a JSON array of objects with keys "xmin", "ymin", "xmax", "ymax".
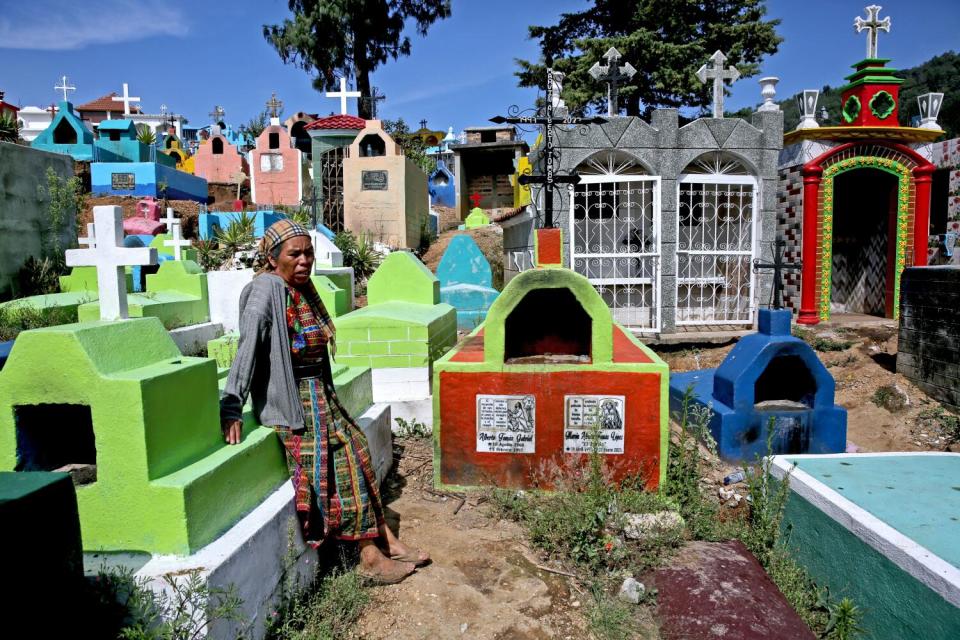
[
  {"xmin": 111, "ymin": 173, "xmax": 136, "ymax": 190},
  {"xmin": 476, "ymin": 394, "xmax": 535, "ymax": 453},
  {"xmin": 361, "ymin": 170, "xmax": 388, "ymax": 191},
  {"xmin": 564, "ymin": 395, "xmax": 626, "ymax": 454}
]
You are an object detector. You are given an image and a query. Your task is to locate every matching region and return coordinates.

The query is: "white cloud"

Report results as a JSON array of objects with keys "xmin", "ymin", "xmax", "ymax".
[{"xmin": 0, "ymin": 0, "xmax": 188, "ymax": 50}]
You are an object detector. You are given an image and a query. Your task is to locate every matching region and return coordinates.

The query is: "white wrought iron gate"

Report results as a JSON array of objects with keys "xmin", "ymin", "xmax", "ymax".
[
  {"xmin": 676, "ymin": 171, "xmax": 757, "ymax": 325},
  {"xmin": 569, "ymin": 175, "xmax": 661, "ymax": 331}
]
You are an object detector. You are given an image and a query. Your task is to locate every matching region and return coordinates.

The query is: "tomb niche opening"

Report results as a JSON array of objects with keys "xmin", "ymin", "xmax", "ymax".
[
  {"xmin": 14, "ymin": 404, "xmax": 96, "ymax": 483},
  {"xmin": 831, "ymin": 168, "xmax": 898, "ymax": 317},
  {"xmin": 359, "ymin": 134, "xmax": 386, "ymax": 157},
  {"xmin": 504, "ymin": 288, "xmax": 591, "ymax": 363},
  {"xmin": 52, "ymin": 118, "xmax": 77, "ymax": 145},
  {"xmin": 268, "ymin": 132, "xmax": 280, "ymax": 150},
  {"xmin": 212, "ymin": 137, "xmax": 224, "ymax": 155},
  {"xmin": 754, "ymin": 355, "xmax": 817, "ymax": 408}
]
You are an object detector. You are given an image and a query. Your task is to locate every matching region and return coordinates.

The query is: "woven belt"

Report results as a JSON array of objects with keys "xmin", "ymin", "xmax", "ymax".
[{"xmin": 293, "ymin": 362, "xmax": 326, "ymax": 380}]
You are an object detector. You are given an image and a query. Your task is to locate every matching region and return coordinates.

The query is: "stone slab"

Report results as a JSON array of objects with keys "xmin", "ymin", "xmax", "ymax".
[
  {"xmin": 770, "ymin": 453, "xmax": 960, "ymax": 640},
  {"xmin": 207, "ymin": 269, "xmax": 255, "ymax": 333},
  {"xmin": 372, "ymin": 366, "xmax": 431, "ymax": 403},
  {"xmin": 651, "ymin": 540, "xmax": 815, "ymax": 640},
  {"xmin": 170, "ymin": 321, "xmax": 224, "ymax": 356}
]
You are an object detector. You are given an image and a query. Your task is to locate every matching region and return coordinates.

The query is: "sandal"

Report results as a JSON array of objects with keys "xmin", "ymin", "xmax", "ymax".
[
  {"xmin": 389, "ymin": 548, "xmax": 431, "ymax": 567},
  {"xmin": 357, "ymin": 560, "xmax": 416, "ymax": 586}
]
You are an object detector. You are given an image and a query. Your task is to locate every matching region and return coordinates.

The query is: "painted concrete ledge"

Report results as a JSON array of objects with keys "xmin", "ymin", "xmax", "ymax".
[
  {"xmin": 769, "ymin": 453, "xmax": 960, "ymax": 640},
  {"xmin": 170, "ymin": 321, "xmax": 224, "ymax": 356},
  {"xmin": 386, "ymin": 398, "xmax": 434, "ymax": 430},
  {"xmin": 86, "ymin": 481, "xmax": 317, "ymax": 640}
]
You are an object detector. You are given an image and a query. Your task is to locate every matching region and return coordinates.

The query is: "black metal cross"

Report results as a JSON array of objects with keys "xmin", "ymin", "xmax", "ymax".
[
  {"xmin": 302, "ymin": 185, "xmax": 323, "ymax": 230},
  {"xmin": 490, "ymin": 68, "xmax": 606, "ymax": 228},
  {"xmin": 588, "ymin": 47, "xmax": 636, "ymax": 117},
  {"xmin": 366, "ymin": 86, "xmax": 386, "ymax": 119},
  {"xmin": 419, "ymin": 118, "xmax": 428, "ymax": 131},
  {"xmin": 753, "ymin": 238, "xmax": 802, "ymax": 310}
]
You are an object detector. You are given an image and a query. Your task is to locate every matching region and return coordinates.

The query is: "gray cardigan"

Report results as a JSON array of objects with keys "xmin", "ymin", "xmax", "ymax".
[{"xmin": 219, "ymin": 274, "xmax": 306, "ymax": 429}]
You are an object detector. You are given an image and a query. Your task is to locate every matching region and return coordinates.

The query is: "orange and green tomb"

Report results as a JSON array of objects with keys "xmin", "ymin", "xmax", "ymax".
[{"xmin": 433, "ymin": 229, "xmax": 669, "ymax": 492}]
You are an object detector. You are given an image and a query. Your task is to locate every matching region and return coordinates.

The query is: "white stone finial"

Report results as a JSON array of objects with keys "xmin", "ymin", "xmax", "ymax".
[
  {"xmin": 111, "ymin": 83, "xmax": 141, "ymax": 116},
  {"xmin": 161, "ymin": 208, "xmax": 190, "ymax": 261},
  {"xmin": 54, "ymin": 75, "xmax": 76, "ymax": 102},
  {"xmin": 78, "ymin": 222, "xmax": 96, "ymax": 249},
  {"xmin": 757, "ymin": 77, "xmax": 780, "ymax": 112},
  {"xmin": 795, "ymin": 90, "xmax": 821, "ymax": 130},
  {"xmin": 854, "ymin": 5, "xmax": 891, "ymax": 59},
  {"xmin": 65, "ymin": 206, "xmax": 157, "ymax": 321},
  {"xmin": 696, "ymin": 50, "xmax": 741, "ymax": 118},
  {"xmin": 326, "ymin": 77, "xmax": 362, "ymax": 116}
]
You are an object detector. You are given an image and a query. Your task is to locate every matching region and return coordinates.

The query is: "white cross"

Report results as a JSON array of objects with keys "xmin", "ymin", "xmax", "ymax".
[
  {"xmin": 854, "ymin": 5, "xmax": 891, "ymax": 59},
  {"xmin": 112, "ymin": 83, "xmax": 141, "ymax": 116},
  {"xmin": 326, "ymin": 77, "xmax": 361, "ymax": 116},
  {"xmin": 696, "ymin": 50, "xmax": 741, "ymax": 118},
  {"xmin": 161, "ymin": 208, "xmax": 190, "ymax": 261},
  {"xmin": 65, "ymin": 206, "xmax": 157, "ymax": 321},
  {"xmin": 54, "ymin": 75, "xmax": 75, "ymax": 102},
  {"xmin": 78, "ymin": 223, "xmax": 96, "ymax": 249}
]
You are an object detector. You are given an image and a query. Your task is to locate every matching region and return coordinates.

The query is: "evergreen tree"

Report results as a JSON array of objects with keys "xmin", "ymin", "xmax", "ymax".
[
  {"xmin": 264, "ymin": 0, "xmax": 451, "ymax": 119},
  {"xmin": 515, "ymin": 0, "xmax": 782, "ymax": 116}
]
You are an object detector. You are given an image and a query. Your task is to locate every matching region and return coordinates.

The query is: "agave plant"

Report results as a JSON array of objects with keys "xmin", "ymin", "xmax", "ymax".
[
  {"xmin": 352, "ymin": 232, "xmax": 382, "ymax": 282},
  {"xmin": 0, "ymin": 112, "xmax": 20, "ymax": 143},
  {"xmin": 136, "ymin": 126, "xmax": 156, "ymax": 145},
  {"xmin": 213, "ymin": 213, "xmax": 256, "ymax": 255}
]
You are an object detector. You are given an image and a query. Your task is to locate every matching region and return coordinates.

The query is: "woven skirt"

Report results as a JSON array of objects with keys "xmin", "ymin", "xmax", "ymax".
[{"xmin": 273, "ymin": 375, "xmax": 383, "ymax": 546}]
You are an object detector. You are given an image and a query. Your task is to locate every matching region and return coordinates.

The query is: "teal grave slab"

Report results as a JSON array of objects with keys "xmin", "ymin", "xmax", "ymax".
[
  {"xmin": 770, "ymin": 453, "xmax": 960, "ymax": 640},
  {"xmin": 437, "ymin": 234, "xmax": 500, "ymax": 331},
  {"xmin": 30, "ymin": 101, "xmax": 95, "ymax": 161}
]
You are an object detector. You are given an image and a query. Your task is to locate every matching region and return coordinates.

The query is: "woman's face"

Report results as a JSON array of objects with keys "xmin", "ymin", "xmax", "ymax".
[{"xmin": 269, "ymin": 236, "xmax": 315, "ymax": 286}]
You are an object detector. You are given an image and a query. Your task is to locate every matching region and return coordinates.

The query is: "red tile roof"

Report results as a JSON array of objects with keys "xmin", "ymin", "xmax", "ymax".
[
  {"xmin": 493, "ymin": 206, "xmax": 527, "ymax": 223},
  {"xmin": 75, "ymin": 93, "xmax": 142, "ymax": 114},
  {"xmin": 304, "ymin": 114, "xmax": 366, "ymax": 130}
]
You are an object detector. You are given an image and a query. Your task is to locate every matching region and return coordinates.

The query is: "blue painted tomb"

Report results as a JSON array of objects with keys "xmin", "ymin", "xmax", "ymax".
[
  {"xmin": 91, "ymin": 162, "xmax": 208, "ymax": 202},
  {"xmin": 437, "ymin": 234, "xmax": 499, "ymax": 331},
  {"xmin": 669, "ymin": 309, "xmax": 847, "ymax": 462},
  {"xmin": 429, "ymin": 160, "xmax": 456, "ymax": 208},
  {"xmin": 197, "ymin": 210, "xmax": 286, "ymax": 240}
]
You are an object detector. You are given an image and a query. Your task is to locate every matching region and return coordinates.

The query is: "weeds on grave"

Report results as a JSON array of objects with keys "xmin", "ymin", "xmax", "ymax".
[
  {"xmin": 17, "ymin": 254, "xmax": 67, "ymax": 297},
  {"xmin": 85, "ymin": 565, "xmax": 246, "ymax": 640},
  {"xmin": 334, "ymin": 230, "xmax": 382, "ymax": 283},
  {"xmin": 792, "ymin": 326, "xmax": 854, "ymax": 352},
  {"xmin": 0, "ymin": 303, "xmax": 77, "ymax": 341},
  {"xmin": 37, "ymin": 166, "xmax": 85, "ymax": 256},
  {"xmin": 824, "ymin": 597, "xmax": 866, "ymax": 640},
  {"xmin": 394, "ymin": 416, "xmax": 431, "ymax": 438},
  {"xmin": 586, "ymin": 581, "xmax": 639, "ymax": 640},
  {"xmin": 267, "ymin": 520, "xmax": 369, "ymax": 640},
  {"xmin": 871, "ymin": 384, "xmax": 907, "ymax": 413}
]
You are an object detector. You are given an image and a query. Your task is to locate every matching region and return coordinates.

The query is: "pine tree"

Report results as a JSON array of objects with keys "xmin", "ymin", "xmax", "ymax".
[
  {"xmin": 264, "ymin": 0, "xmax": 451, "ymax": 119},
  {"xmin": 515, "ymin": 0, "xmax": 782, "ymax": 117}
]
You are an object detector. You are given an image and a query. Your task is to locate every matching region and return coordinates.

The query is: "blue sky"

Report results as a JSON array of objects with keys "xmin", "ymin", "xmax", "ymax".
[{"xmin": 1, "ymin": 0, "xmax": 957, "ymax": 134}]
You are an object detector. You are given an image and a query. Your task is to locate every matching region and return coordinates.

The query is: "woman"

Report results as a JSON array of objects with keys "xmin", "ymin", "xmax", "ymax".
[{"xmin": 220, "ymin": 220, "xmax": 428, "ymax": 584}]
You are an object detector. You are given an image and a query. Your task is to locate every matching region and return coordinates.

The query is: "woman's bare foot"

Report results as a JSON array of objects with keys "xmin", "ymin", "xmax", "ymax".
[
  {"xmin": 378, "ymin": 524, "xmax": 431, "ymax": 565},
  {"xmin": 358, "ymin": 540, "xmax": 415, "ymax": 584}
]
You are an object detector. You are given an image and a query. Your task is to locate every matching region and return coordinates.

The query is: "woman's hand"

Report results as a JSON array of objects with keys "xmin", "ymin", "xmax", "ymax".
[{"xmin": 221, "ymin": 418, "xmax": 243, "ymax": 445}]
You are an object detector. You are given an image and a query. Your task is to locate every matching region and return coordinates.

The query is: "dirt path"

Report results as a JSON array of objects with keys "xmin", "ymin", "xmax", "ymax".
[{"xmin": 355, "ymin": 439, "xmax": 591, "ymax": 640}]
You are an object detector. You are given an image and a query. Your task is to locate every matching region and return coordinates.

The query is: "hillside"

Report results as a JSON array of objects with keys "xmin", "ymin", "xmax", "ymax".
[{"xmin": 735, "ymin": 51, "xmax": 960, "ymax": 139}]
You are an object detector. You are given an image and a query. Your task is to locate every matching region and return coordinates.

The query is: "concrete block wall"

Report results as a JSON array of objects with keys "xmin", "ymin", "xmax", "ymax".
[
  {"xmin": 897, "ymin": 266, "xmax": 960, "ymax": 409},
  {"xmin": 0, "ymin": 142, "xmax": 76, "ymax": 299}
]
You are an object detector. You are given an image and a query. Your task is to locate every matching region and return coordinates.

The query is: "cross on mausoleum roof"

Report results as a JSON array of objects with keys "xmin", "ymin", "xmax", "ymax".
[
  {"xmin": 696, "ymin": 50, "xmax": 740, "ymax": 118},
  {"xmin": 366, "ymin": 86, "xmax": 386, "ymax": 119},
  {"xmin": 161, "ymin": 208, "xmax": 190, "ymax": 261},
  {"xmin": 588, "ymin": 47, "xmax": 637, "ymax": 117},
  {"xmin": 55, "ymin": 75, "xmax": 75, "ymax": 102},
  {"xmin": 65, "ymin": 206, "xmax": 157, "ymax": 321},
  {"xmin": 854, "ymin": 4, "xmax": 891, "ymax": 59},
  {"xmin": 266, "ymin": 92, "xmax": 284, "ymax": 119},
  {"xmin": 210, "ymin": 105, "xmax": 226, "ymax": 125},
  {"xmin": 753, "ymin": 238, "xmax": 801, "ymax": 310},
  {"xmin": 326, "ymin": 77, "xmax": 361, "ymax": 116},
  {"xmin": 111, "ymin": 83, "xmax": 140, "ymax": 116},
  {"xmin": 419, "ymin": 119, "xmax": 428, "ymax": 130}
]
